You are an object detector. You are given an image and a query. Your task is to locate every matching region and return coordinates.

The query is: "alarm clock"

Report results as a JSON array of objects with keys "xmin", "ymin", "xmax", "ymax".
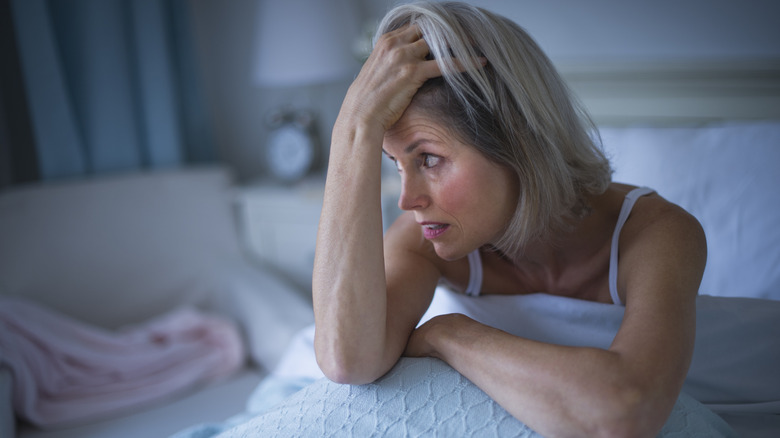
[{"xmin": 265, "ymin": 109, "xmax": 319, "ymax": 183}]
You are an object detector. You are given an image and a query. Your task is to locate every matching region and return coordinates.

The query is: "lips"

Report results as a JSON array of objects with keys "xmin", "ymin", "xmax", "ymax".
[{"xmin": 421, "ymin": 222, "xmax": 449, "ymax": 240}]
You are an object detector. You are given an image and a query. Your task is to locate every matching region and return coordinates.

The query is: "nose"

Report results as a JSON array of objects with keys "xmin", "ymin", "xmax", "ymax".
[{"xmin": 397, "ymin": 173, "xmax": 430, "ymax": 211}]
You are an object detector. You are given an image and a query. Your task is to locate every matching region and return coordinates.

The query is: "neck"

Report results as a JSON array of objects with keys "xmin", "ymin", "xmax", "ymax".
[{"xmin": 502, "ymin": 194, "xmax": 612, "ymax": 283}]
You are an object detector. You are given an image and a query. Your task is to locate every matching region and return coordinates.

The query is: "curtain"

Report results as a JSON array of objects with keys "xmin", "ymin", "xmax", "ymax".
[{"xmin": 4, "ymin": 0, "xmax": 215, "ymax": 185}]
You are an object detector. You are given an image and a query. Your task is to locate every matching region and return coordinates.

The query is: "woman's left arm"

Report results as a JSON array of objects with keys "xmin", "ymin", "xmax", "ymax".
[{"xmin": 405, "ymin": 205, "xmax": 706, "ymax": 438}]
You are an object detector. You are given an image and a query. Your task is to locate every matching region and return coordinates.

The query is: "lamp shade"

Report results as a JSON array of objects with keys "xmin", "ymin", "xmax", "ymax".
[{"xmin": 253, "ymin": 0, "xmax": 361, "ymax": 87}]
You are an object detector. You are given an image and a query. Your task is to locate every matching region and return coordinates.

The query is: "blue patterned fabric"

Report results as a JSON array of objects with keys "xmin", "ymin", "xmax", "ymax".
[{"xmin": 217, "ymin": 358, "xmax": 736, "ymax": 438}]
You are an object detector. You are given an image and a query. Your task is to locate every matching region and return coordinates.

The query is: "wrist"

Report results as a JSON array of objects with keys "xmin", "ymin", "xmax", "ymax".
[
  {"xmin": 424, "ymin": 313, "xmax": 478, "ymax": 361},
  {"xmin": 332, "ymin": 112, "xmax": 385, "ymax": 150}
]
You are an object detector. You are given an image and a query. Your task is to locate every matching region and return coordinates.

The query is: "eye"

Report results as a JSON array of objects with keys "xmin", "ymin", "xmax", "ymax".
[{"xmin": 421, "ymin": 154, "xmax": 441, "ymax": 168}]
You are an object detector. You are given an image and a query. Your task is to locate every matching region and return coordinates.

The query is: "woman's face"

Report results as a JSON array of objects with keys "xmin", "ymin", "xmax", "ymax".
[{"xmin": 383, "ymin": 106, "xmax": 519, "ymax": 261}]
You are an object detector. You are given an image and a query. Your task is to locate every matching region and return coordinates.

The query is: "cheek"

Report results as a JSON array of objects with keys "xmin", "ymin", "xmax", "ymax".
[
  {"xmin": 431, "ymin": 170, "xmax": 476, "ymax": 214},
  {"xmin": 448, "ymin": 164, "xmax": 517, "ymax": 223}
]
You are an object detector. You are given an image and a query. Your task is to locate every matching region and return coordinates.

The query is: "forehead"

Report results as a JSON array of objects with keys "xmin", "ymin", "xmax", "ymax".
[{"xmin": 383, "ymin": 107, "xmax": 463, "ymax": 154}]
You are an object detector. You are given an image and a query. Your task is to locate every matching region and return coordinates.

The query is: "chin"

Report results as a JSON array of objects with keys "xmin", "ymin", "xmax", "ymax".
[{"xmin": 433, "ymin": 244, "xmax": 470, "ymax": 262}]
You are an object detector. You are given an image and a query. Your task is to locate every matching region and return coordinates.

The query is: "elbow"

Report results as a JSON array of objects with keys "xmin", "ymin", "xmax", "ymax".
[
  {"xmin": 317, "ymin": 361, "xmax": 351, "ymax": 385},
  {"xmin": 589, "ymin": 384, "xmax": 674, "ymax": 438},
  {"xmin": 314, "ymin": 338, "xmax": 384, "ymax": 385},
  {"xmin": 317, "ymin": 357, "xmax": 374, "ymax": 385}
]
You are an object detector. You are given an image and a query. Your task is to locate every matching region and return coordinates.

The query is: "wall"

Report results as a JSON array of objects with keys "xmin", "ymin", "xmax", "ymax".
[
  {"xmin": 188, "ymin": 0, "xmax": 360, "ymax": 182},
  {"xmin": 189, "ymin": 0, "xmax": 780, "ymax": 181},
  {"xmin": 472, "ymin": 0, "xmax": 780, "ymax": 61}
]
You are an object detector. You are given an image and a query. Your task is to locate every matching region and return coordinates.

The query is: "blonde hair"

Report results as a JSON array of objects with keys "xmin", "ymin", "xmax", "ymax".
[{"xmin": 376, "ymin": 1, "xmax": 612, "ymax": 257}]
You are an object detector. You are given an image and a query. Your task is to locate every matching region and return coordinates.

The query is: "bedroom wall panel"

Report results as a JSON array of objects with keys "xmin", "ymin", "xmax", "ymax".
[
  {"xmin": 464, "ymin": 0, "xmax": 780, "ymax": 124},
  {"xmin": 189, "ymin": 0, "xmax": 780, "ymax": 179},
  {"xmin": 466, "ymin": 0, "xmax": 780, "ymax": 60},
  {"xmin": 560, "ymin": 59, "xmax": 780, "ymax": 124}
]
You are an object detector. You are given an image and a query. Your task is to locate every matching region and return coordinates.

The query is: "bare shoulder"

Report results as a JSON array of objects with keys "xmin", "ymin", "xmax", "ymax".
[
  {"xmin": 386, "ymin": 212, "xmax": 478, "ymax": 297},
  {"xmin": 618, "ymin": 188, "xmax": 707, "ymax": 303},
  {"xmin": 384, "ymin": 211, "xmax": 435, "ymax": 261},
  {"xmin": 383, "ymin": 211, "xmax": 442, "ymax": 294},
  {"xmin": 623, "ymin": 191, "xmax": 706, "ymax": 260},
  {"xmin": 384, "ymin": 211, "xmax": 457, "ymax": 271}
]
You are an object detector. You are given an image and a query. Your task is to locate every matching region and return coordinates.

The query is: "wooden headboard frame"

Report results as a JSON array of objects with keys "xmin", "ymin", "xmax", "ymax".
[{"xmin": 558, "ymin": 58, "xmax": 780, "ymax": 126}]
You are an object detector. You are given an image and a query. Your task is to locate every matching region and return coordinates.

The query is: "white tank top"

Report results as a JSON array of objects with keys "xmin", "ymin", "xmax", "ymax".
[{"xmin": 463, "ymin": 187, "xmax": 655, "ymax": 306}]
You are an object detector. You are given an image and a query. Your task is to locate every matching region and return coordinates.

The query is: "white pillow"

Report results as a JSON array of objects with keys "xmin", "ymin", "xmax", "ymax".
[
  {"xmin": 0, "ymin": 166, "xmax": 244, "ymax": 328},
  {"xmin": 600, "ymin": 122, "xmax": 780, "ymax": 300},
  {"xmin": 201, "ymin": 262, "xmax": 314, "ymax": 372}
]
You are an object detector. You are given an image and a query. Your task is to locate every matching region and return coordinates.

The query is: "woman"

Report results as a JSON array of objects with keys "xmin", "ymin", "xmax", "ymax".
[{"xmin": 313, "ymin": 2, "xmax": 707, "ymax": 437}]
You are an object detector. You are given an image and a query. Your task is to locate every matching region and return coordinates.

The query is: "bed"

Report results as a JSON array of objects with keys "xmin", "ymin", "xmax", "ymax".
[
  {"xmin": 194, "ymin": 61, "xmax": 779, "ymax": 437},
  {"xmin": 2, "ymin": 59, "xmax": 779, "ymax": 438},
  {"xmin": 189, "ymin": 121, "xmax": 780, "ymax": 438}
]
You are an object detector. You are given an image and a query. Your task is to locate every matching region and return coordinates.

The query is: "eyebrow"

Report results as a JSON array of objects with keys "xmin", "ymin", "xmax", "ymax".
[{"xmin": 382, "ymin": 140, "xmax": 428, "ymax": 158}]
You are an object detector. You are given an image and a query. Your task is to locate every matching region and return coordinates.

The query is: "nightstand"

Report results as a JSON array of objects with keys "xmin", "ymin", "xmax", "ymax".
[
  {"xmin": 235, "ymin": 181, "xmax": 324, "ymax": 292},
  {"xmin": 234, "ymin": 177, "xmax": 403, "ymax": 294}
]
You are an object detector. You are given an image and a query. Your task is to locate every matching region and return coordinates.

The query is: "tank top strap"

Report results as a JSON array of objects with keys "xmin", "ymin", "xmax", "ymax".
[
  {"xmin": 609, "ymin": 187, "xmax": 655, "ymax": 306},
  {"xmin": 464, "ymin": 249, "xmax": 483, "ymax": 297}
]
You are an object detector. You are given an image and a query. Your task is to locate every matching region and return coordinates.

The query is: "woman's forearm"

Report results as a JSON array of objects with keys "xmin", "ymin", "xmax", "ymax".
[
  {"xmin": 312, "ymin": 119, "xmax": 394, "ymax": 384},
  {"xmin": 312, "ymin": 24, "xmax": 447, "ymax": 384},
  {"xmin": 416, "ymin": 314, "xmax": 674, "ymax": 438}
]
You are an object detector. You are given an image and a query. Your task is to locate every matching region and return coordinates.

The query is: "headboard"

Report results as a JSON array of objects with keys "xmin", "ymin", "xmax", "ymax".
[{"xmin": 560, "ymin": 59, "xmax": 780, "ymax": 125}]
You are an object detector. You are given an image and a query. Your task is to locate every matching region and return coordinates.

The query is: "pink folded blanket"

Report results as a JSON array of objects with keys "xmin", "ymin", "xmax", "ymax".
[{"xmin": 0, "ymin": 296, "xmax": 245, "ymax": 428}]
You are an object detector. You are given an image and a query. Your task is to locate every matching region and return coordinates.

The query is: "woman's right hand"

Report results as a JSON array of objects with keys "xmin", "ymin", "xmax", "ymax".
[{"xmin": 337, "ymin": 25, "xmax": 442, "ymax": 134}]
